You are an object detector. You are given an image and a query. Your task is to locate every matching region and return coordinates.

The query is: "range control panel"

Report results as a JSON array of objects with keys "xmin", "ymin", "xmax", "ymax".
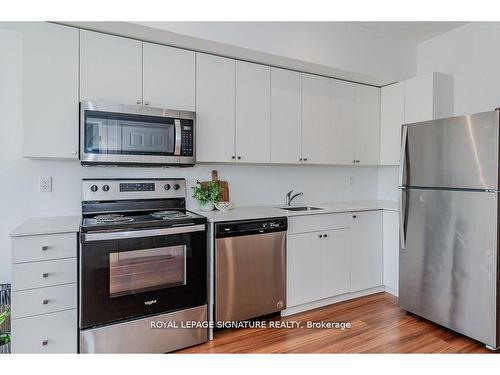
[{"xmin": 82, "ymin": 179, "xmax": 186, "ymax": 202}]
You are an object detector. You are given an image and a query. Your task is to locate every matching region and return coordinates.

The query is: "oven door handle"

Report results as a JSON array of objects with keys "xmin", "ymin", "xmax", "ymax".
[{"xmin": 82, "ymin": 224, "xmax": 205, "ymax": 242}]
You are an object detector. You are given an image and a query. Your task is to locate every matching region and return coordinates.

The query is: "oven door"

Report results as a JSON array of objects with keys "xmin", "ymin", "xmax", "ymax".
[
  {"xmin": 80, "ymin": 101, "xmax": 194, "ymax": 166},
  {"xmin": 79, "ymin": 224, "xmax": 207, "ymax": 329}
]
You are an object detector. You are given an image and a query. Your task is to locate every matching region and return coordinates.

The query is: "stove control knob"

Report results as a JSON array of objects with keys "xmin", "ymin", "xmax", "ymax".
[
  {"xmin": 173, "ymin": 183, "xmax": 180, "ymax": 190},
  {"xmin": 102, "ymin": 184, "xmax": 110, "ymax": 192},
  {"xmin": 90, "ymin": 185, "xmax": 98, "ymax": 192},
  {"xmin": 164, "ymin": 184, "xmax": 171, "ymax": 191}
]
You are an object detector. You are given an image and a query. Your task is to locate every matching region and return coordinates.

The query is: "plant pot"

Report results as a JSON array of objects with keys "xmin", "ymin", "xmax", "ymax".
[{"xmin": 199, "ymin": 201, "xmax": 215, "ymax": 212}]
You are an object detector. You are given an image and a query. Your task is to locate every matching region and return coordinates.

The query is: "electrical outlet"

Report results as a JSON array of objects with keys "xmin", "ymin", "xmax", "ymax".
[{"xmin": 40, "ymin": 176, "xmax": 52, "ymax": 192}]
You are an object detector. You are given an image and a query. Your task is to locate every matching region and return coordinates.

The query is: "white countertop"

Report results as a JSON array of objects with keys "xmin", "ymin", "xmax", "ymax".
[
  {"xmin": 195, "ymin": 200, "xmax": 398, "ymax": 223},
  {"xmin": 10, "ymin": 215, "xmax": 81, "ymax": 237}
]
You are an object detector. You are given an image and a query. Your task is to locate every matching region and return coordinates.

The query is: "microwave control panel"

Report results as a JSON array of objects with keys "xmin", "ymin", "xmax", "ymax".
[{"xmin": 180, "ymin": 119, "xmax": 194, "ymax": 156}]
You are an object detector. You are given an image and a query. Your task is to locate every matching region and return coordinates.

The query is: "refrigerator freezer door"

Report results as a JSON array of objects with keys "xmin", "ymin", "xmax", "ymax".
[
  {"xmin": 401, "ymin": 111, "xmax": 499, "ymax": 190},
  {"xmin": 399, "ymin": 188, "xmax": 498, "ymax": 347}
]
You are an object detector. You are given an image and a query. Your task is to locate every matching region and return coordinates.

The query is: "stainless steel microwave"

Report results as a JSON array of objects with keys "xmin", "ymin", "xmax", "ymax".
[{"xmin": 80, "ymin": 101, "xmax": 195, "ymax": 167}]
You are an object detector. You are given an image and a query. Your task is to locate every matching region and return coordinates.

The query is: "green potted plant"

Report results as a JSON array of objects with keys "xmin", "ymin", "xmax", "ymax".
[
  {"xmin": 0, "ymin": 309, "xmax": 10, "ymax": 354},
  {"xmin": 191, "ymin": 180, "xmax": 221, "ymax": 211}
]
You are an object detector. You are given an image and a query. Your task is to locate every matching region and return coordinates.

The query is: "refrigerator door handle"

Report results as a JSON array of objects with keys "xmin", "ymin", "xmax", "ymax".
[
  {"xmin": 399, "ymin": 126, "xmax": 408, "ymax": 187},
  {"xmin": 399, "ymin": 187, "xmax": 407, "ymax": 249}
]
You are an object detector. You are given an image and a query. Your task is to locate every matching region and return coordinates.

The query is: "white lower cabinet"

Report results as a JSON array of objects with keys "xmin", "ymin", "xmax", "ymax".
[
  {"xmin": 287, "ymin": 231, "xmax": 322, "ymax": 306},
  {"xmin": 319, "ymin": 229, "xmax": 351, "ymax": 298},
  {"xmin": 10, "ymin": 230, "xmax": 78, "ymax": 353},
  {"xmin": 287, "ymin": 210, "xmax": 383, "ymax": 310},
  {"xmin": 350, "ymin": 211, "xmax": 383, "ymax": 291},
  {"xmin": 12, "ymin": 310, "xmax": 77, "ymax": 354}
]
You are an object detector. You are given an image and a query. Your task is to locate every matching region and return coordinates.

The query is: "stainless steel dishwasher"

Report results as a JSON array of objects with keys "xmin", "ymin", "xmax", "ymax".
[{"xmin": 215, "ymin": 217, "xmax": 287, "ymax": 322}]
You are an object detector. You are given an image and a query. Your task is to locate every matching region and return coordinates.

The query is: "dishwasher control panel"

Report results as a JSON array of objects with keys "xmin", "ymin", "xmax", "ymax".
[{"xmin": 215, "ymin": 217, "xmax": 287, "ymax": 238}]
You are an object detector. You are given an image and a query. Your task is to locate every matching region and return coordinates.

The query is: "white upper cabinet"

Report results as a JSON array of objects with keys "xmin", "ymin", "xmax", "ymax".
[
  {"xmin": 350, "ymin": 211, "xmax": 383, "ymax": 292},
  {"xmin": 330, "ymin": 79, "xmax": 355, "ymax": 164},
  {"xmin": 195, "ymin": 53, "xmax": 236, "ymax": 163},
  {"xmin": 380, "ymin": 82, "xmax": 405, "ymax": 166},
  {"xmin": 80, "ymin": 30, "xmax": 142, "ymax": 105},
  {"xmin": 302, "ymin": 73, "xmax": 331, "ymax": 164},
  {"xmin": 354, "ymin": 84, "xmax": 381, "ymax": 165},
  {"xmin": 142, "ymin": 43, "xmax": 195, "ymax": 110},
  {"xmin": 235, "ymin": 61, "xmax": 271, "ymax": 163},
  {"xmin": 270, "ymin": 67, "xmax": 302, "ymax": 164},
  {"xmin": 404, "ymin": 72, "xmax": 453, "ymax": 124},
  {"xmin": 404, "ymin": 74, "xmax": 435, "ymax": 123},
  {"xmin": 380, "ymin": 73, "xmax": 453, "ymax": 165},
  {"xmin": 21, "ymin": 23, "xmax": 79, "ymax": 159}
]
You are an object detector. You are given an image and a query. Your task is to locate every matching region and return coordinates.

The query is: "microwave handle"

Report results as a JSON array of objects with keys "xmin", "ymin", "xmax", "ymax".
[{"xmin": 174, "ymin": 119, "xmax": 182, "ymax": 156}]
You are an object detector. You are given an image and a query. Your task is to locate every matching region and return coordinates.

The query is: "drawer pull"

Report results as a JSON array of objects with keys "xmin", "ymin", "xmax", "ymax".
[
  {"xmin": 42, "ymin": 299, "xmax": 49, "ymax": 305},
  {"xmin": 42, "ymin": 340, "xmax": 48, "ymax": 346},
  {"xmin": 42, "ymin": 273, "xmax": 49, "ymax": 278},
  {"xmin": 41, "ymin": 245, "xmax": 49, "ymax": 251}
]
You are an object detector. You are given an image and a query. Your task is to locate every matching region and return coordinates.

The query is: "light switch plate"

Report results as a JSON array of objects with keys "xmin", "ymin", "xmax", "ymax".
[{"xmin": 39, "ymin": 176, "xmax": 52, "ymax": 192}]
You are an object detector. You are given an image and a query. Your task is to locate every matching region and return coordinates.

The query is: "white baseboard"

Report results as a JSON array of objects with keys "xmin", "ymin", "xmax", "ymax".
[
  {"xmin": 281, "ymin": 285, "xmax": 385, "ymax": 317},
  {"xmin": 384, "ymin": 286, "xmax": 398, "ymax": 297}
]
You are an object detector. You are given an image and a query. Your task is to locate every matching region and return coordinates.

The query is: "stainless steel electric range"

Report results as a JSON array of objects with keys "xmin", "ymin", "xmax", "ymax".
[{"xmin": 79, "ymin": 178, "xmax": 208, "ymax": 353}]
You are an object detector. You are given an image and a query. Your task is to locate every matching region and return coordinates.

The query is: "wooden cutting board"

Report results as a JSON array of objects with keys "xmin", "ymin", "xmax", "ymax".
[{"xmin": 201, "ymin": 170, "xmax": 230, "ymax": 202}]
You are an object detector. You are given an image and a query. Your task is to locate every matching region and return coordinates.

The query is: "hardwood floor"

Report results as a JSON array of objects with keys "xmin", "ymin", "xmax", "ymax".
[{"xmin": 178, "ymin": 292, "xmax": 495, "ymax": 353}]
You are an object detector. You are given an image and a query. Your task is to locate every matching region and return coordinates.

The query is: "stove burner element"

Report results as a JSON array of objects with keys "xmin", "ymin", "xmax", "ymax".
[
  {"xmin": 151, "ymin": 210, "xmax": 189, "ymax": 219},
  {"xmin": 94, "ymin": 214, "xmax": 134, "ymax": 223}
]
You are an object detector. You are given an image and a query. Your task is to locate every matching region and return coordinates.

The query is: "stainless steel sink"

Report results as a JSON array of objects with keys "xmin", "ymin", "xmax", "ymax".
[{"xmin": 279, "ymin": 206, "xmax": 323, "ymax": 212}]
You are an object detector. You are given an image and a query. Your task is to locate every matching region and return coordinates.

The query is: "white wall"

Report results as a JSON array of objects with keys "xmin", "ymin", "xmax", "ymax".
[
  {"xmin": 418, "ymin": 22, "xmax": 500, "ymax": 116},
  {"xmin": 135, "ymin": 22, "xmax": 417, "ymax": 84},
  {"xmin": 0, "ymin": 26, "xmax": 380, "ymax": 283}
]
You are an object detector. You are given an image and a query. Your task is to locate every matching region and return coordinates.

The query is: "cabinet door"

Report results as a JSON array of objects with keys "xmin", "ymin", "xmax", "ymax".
[
  {"xmin": 383, "ymin": 210, "xmax": 399, "ymax": 296},
  {"xmin": 302, "ymin": 73, "xmax": 331, "ymax": 164},
  {"xmin": 287, "ymin": 232, "xmax": 322, "ymax": 307},
  {"xmin": 351, "ymin": 211, "xmax": 383, "ymax": 291},
  {"xmin": 404, "ymin": 74, "xmax": 434, "ymax": 124},
  {"xmin": 270, "ymin": 67, "xmax": 302, "ymax": 164},
  {"xmin": 330, "ymin": 79, "xmax": 355, "ymax": 164},
  {"xmin": 21, "ymin": 23, "xmax": 79, "ymax": 159},
  {"xmin": 143, "ymin": 42, "xmax": 195, "ymax": 110},
  {"xmin": 195, "ymin": 53, "xmax": 236, "ymax": 162},
  {"xmin": 380, "ymin": 82, "xmax": 404, "ymax": 165},
  {"xmin": 320, "ymin": 229, "xmax": 351, "ymax": 298},
  {"xmin": 354, "ymin": 84, "xmax": 380, "ymax": 164},
  {"xmin": 235, "ymin": 61, "xmax": 271, "ymax": 163},
  {"xmin": 80, "ymin": 30, "xmax": 142, "ymax": 105}
]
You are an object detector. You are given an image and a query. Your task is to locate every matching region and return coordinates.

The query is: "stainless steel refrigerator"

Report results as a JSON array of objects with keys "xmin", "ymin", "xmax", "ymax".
[{"xmin": 399, "ymin": 110, "xmax": 499, "ymax": 350}]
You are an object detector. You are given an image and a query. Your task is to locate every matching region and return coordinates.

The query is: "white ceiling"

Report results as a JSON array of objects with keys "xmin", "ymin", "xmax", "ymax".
[{"xmin": 355, "ymin": 22, "xmax": 469, "ymax": 45}]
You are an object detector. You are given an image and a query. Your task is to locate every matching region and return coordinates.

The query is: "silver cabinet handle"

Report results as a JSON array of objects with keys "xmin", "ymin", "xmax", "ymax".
[
  {"xmin": 231, "ymin": 155, "xmax": 235, "ymax": 160},
  {"xmin": 318, "ymin": 234, "xmax": 323, "ymax": 238},
  {"xmin": 41, "ymin": 245, "xmax": 48, "ymax": 251},
  {"xmin": 72, "ymin": 151, "xmax": 78, "ymax": 155},
  {"xmin": 42, "ymin": 299, "xmax": 49, "ymax": 305},
  {"xmin": 299, "ymin": 158, "xmax": 303, "ymax": 162},
  {"xmin": 136, "ymin": 100, "xmax": 142, "ymax": 105},
  {"xmin": 42, "ymin": 340, "xmax": 48, "ymax": 346},
  {"xmin": 144, "ymin": 101, "xmax": 150, "ymax": 106},
  {"xmin": 323, "ymin": 234, "xmax": 328, "ymax": 238},
  {"xmin": 303, "ymin": 158, "xmax": 308, "ymax": 162},
  {"xmin": 42, "ymin": 273, "xmax": 49, "ymax": 278},
  {"xmin": 237, "ymin": 156, "xmax": 242, "ymax": 160}
]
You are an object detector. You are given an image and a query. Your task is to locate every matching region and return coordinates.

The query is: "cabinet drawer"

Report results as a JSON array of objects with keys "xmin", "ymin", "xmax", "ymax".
[
  {"xmin": 12, "ymin": 284, "xmax": 77, "ymax": 319},
  {"xmin": 11, "ymin": 232, "xmax": 76, "ymax": 264},
  {"xmin": 11, "ymin": 309, "xmax": 77, "ymax": 353},
  {"xmin": 12, "ymin": 258, "xmax": 77, "ymax": 291},
  {"xmin": 288, "ymin": 213, "xmax": 352, "ymax": 234}
]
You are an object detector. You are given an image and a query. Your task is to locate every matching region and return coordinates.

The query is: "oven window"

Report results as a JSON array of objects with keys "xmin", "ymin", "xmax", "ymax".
[
  {"xmin": 84, "ymin": 110, "xmax": 176, "ymax": 156},
  {"xmin": 109, "ymin": 246, "xmax": 186, "ymax": 298}
]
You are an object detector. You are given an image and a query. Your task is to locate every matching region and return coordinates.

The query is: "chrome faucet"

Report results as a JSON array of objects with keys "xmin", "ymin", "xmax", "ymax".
[{"xmin": 286, "ymin": 190, "xmax": 303, "ymax": 206}]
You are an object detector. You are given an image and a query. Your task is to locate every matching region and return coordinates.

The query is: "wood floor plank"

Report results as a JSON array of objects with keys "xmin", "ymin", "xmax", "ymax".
[{"xmin": 177, "ymin": 292, "xmax": 496, "ymax": 354}]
